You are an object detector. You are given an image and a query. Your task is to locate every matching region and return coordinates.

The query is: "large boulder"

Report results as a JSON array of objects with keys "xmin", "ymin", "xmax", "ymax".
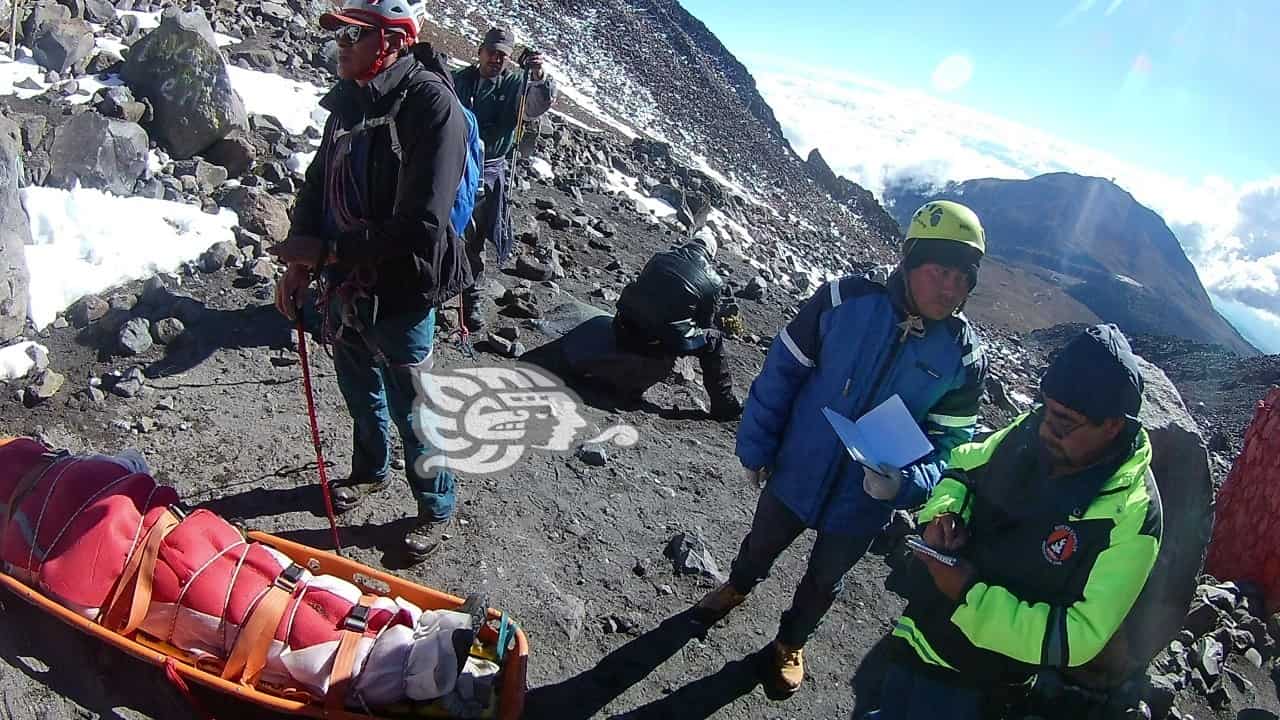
[
  {"xmin": 46, "ymin": 112, "xmax": 149, "ymax": 196},
  {"xmin": 286, "ymin": 0, "xmax": 333, "ymax": 21},
  {"xmin": 121, "ymin": 8, "xmax": 247, "ymax": 159},
  {"xmin": 22, "ymin": 0, "xmax": 94, "ymax": 74},
  {"xmin": 52, "ymin": 0, "xmax": 84, "ymax": 17},
  {"xmin": 213, "ymin": 185, "xmax": 289, "ymax": 243},
  {"xmin": 20, "ymin": 0, "xmax": 70, "ymax": 40},
  {"xmin": 93, "ymin": 86, "xmax": 150, "ymax": 124},
  {"xmin": 225, "ymin": 38, "xmax": 278, "ymax": 72},
  {"xmin": 0, "ymin": 117, "xmax": 32, "ymax": 341},
  {"xmin": 1069, "ymin": 356, "xmax": 1213, "ymax": 687},
  {"xmin": 203, "ymin": 129, "xmax": 257, "ymax": 177},
  {"xmin": 31, "ymin": 17, "xmax": 95, "ymax": 74},
  {"xmin": 82, "ymin": 0, "xmax": 115, "ymax": 23}
]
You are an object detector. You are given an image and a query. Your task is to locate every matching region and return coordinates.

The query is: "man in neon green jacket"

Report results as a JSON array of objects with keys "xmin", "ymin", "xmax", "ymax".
[{"xmin": 868, "ymin": 324, "xmax": 1163, "ymax": 719}]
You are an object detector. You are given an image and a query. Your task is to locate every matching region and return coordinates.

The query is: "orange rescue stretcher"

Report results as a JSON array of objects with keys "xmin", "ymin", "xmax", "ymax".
[{"xmin": 0, "ymin": 529, "xmax": 530, "ymax": 719}]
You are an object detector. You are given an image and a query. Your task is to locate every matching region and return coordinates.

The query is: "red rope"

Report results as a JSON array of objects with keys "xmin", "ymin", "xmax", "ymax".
[
  {"xmin": 163, "ymin": 658, "xmax": 215, "ymax": 720},
  {"xmin": 296, "ymin": 313, "xmax": 344, "ymax": 556}
]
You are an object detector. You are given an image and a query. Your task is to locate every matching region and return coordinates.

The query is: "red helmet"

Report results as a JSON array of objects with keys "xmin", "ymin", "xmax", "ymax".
[{"xmin": 320, "ymin": 0, "xmax": 424, "ymax": 41}]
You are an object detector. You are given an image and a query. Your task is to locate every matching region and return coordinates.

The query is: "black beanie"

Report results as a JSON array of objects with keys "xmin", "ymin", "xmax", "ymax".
[
  {"xmin": 1040, "ymin": 324, "xmax": 1144, "ymax": 422},
  {"xmin": 903, "ymin": 238, "xmax": 982, "ymax": 290}
]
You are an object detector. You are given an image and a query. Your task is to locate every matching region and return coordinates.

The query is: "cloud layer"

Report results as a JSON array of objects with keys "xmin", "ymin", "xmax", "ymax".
[{"xmin": 753, "ymin": 64, "xmax": 1280, "ymax": 352}]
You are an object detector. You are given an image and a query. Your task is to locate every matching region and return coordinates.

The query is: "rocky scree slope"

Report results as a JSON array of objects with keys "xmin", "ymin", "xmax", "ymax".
[{"xmin": 421, "ymin": 0, "xmax": 903, "ymax": 261}]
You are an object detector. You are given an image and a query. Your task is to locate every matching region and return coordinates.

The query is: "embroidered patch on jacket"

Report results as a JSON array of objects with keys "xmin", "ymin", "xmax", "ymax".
[{"xmin": 1043, "ymin": 524, "xmax": 1079, "ymax": 566}]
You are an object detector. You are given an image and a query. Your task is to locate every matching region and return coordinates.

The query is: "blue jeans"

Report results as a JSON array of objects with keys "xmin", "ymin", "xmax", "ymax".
[
  {"xmin": 331, "ymin": 301, "xmax": 456, "ymax": 522},
  {"xmin": 863, "ymin": 661, "xmax": 985, "ymax": 720},
  {"xmin": 728, "ymin": 490, "xmax": 875, "ymax": 647}
]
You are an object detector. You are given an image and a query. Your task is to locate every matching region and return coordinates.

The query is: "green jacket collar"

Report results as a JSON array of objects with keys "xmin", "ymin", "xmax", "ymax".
[{"xmin": 984, "ymin": 410, "xmax": 1151, "ymax": 519}]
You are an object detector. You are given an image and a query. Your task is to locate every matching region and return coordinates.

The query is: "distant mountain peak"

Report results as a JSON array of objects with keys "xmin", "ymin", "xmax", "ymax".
[{"xmin": 885, "ymin": 172, "xmax": 1258, "ymax": 355}]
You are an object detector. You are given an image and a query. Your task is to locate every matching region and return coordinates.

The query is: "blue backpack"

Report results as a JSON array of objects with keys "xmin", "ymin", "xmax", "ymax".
[{"xmin": 451, "ymin": 106, "xmax": 484, "ymax": 237}]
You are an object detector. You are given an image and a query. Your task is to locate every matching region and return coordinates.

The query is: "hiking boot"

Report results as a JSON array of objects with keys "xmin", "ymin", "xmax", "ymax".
[
  {"xmin": 404, "ymin": 516, "xmax": 451, "ymax": 563},
  {"xmin": 709, "ymin": 394, "xmax": 744, "ymax": 422},
  {"xmin": 330, "ymin": 476, "xmax": 390, "ymax": 513},
  {"xmin": 461, "ymin": 291, "xmax": 487, "ymax": 334},
  {"xmin": 692, "ymin": 582, "xmax": 747, "ymax": 625},
  {"xmin": 765, "ymin": 640, "xmax": 804, "ymax": 698}
]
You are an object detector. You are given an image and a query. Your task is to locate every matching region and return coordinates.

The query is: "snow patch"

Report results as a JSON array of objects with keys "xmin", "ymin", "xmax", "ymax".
[
  {"xmin": 551, "ymin": 82, "xmax": 637, "ymax": 139},
  {"xmin": 146, "ymin": 149, "xmax": 167, "ymax": 176},
  {"xmin": 0, "ymin": 341, "xmax": 48, "ymax": 383},
  {"xmin": 94, "ymin": 34, "xmax": 128, "ymax": 57},
  {"xmin": 1115, "ymin": 274, "xmax": 1144, "ymax": 288},
  {"xmin": 288, "ymin": 151, "xmax": 316, "ymax": 176},
  {"xmin": 0, "ymin": 55, "xmax": 52, "ymax": 99},
  {"xmin": 529, "ymin": 156, "xmax": 555, "ymax": 180},
  {"xmin": 20, "ymin": 186, "xmax": 238, "ymax": 329},
  {"xmin": 604, "ymin": 170, "xmax": 676, "ymax": 221},
  {"xmin": 689, "ymin": 154, "xmax": 767, "ymax": 210},
  {"xmin": 550, "ymin": 109, "xmax": 604, "ymax": 134},
  {"xmin": 538, "ymin": 56, "xmax": 638, "ymax": 139},
  {"xmin": 0, "ymin": 55, "xmax": 123, "ymax": 104},
  {"xmin": 115, "ymin": 10, "xmax": 240, "ymax": 46},
  {"xmin": 226, "ymin": 66, "xmax": 328, "ymax": 135}
]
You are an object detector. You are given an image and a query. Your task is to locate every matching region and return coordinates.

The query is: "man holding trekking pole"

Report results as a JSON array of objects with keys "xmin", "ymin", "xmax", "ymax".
[{"xmin": 452, "ymin": 26, "xmax": 559, "ymax": 333}]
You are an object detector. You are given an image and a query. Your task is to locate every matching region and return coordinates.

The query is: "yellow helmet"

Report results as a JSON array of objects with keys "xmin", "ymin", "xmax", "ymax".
[{"xmin": 903, "ymin": 200, "xmax": 986, "ymax": 257}]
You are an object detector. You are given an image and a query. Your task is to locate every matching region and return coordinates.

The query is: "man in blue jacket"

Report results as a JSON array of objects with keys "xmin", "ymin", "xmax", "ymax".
[{"xmin": 693, "ymin": 201, "xmax": 989, "ymax": 697}]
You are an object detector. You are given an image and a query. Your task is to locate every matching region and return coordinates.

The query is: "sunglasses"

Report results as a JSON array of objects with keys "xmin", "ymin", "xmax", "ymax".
[
  {"xmin": 334, "ymin": 24, "xmax": 376, "ymax": 46},
  {"xmin": 1042, "ymin": 403, "xmax": 1090, "ymax": 440}
]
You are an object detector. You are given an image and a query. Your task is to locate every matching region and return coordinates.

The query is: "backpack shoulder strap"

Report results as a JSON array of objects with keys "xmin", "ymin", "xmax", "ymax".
[{"xmin": 340, "ymin": 91, "xmax": 409, "ymax": 161}]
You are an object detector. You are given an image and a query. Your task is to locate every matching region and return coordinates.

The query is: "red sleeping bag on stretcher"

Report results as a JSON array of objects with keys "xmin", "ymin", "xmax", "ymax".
[{"xmin": 0, "ymin": 438, "xmax": 497, "ymax": 714}]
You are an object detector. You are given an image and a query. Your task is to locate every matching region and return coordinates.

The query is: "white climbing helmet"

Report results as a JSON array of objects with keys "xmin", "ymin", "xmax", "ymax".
[
  {"xmin": 691, "ymin": 227, "xmax": 718, "ymax": 259},
  {"xmin": 320, "ymin": 0, "xmax": 425, "ymax": 40}
]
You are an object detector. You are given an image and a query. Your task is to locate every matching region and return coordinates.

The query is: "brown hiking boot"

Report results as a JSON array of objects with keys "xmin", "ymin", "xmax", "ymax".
[
  {"xmin": 692, "ymin": 582, "xmax": 747, "ymax": 625},
  {"xmin": 331, "ymin": 476, "xmax": 391, "ymax": 513},
  {"xmin": 404, "ymin": 517, "xmax": 451, "ymax": 563},
  {"xmin": 766, "ymin": 640, "xmax": 804, "ymax": 697}
]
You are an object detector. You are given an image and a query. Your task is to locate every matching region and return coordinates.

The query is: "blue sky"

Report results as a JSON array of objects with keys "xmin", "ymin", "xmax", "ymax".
[
  {"xmin": 681, "ymin": 0, "xmax": 1276, "ymax": 184},
  {"xmin": 681, "ymin": 0, "xmax": 1280, "ymax": 352}
]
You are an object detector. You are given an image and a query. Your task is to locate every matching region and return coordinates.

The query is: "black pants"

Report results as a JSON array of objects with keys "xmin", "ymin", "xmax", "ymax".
[
  {"xmin": 461, "ymin": 192, "xmax": 494, "ymax": 312},
  {"xmin": 614, "ymin": 316, "xmax": 734, "ymax": 404}
]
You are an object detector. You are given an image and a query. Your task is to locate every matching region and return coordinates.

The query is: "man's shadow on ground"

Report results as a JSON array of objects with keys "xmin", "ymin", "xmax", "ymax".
[
  {"xmin": 849, "ymin": 634, "xmax": 894, "ymax": 719},
  {"xmin": 524, "ymin": 610, "xmax": 766, "ymax": 720},
  {"xmin": 520, "ymin": 341, "xmax": 712, "ymax": 422},
  {"xmin": 141, "ymin": 298, "xmax": 297, "ymax": 379},
  {"xmin": 198, "ymin": 479, "xmax": 426, "ymax": 571},
  {"xmin": 74, "ymin": 291, "xmax": 298, "ymax": 380}
]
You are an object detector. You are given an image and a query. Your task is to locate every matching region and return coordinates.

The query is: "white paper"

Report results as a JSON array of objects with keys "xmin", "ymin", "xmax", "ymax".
[{"xmin": 822, "ymin": 395, "xmax": 934, "ymax": 471}]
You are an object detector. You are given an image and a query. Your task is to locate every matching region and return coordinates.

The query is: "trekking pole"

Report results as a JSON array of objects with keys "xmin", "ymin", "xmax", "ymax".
[
  {"xmin": 9, "ymin": 0, "xmax": 19, "ymax": 61},
  {"xmin": 506, "ymin": 55, "xmax": 532, "ymax": 190},
  {"xmin": 294, "ymin": 308, "xmax": 344, "ymax": 556}
]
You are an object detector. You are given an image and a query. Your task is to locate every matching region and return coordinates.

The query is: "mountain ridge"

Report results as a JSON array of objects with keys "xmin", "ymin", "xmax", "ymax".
[{"xmin": 884, "ymin": 172, "xmax": 1258, "ymax": 356}]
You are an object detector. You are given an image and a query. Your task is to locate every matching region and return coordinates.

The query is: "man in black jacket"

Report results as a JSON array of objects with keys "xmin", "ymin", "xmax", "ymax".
[
  {"xmin": 270, "ymin": 0, "xmax": 471, "ymax": 563},
  {"xmin": 614, "ymin": 234, "xmax": 743, "ymax": 420}
]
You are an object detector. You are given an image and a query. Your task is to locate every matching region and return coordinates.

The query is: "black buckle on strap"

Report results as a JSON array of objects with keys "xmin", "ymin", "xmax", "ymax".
[
  {"xmin": 275, "ymin": 563, "xmax": 305, "ymax": 594},
  {"xmin": 343, "ymin": 604, "xmax": 371, "ymax": 633}
]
